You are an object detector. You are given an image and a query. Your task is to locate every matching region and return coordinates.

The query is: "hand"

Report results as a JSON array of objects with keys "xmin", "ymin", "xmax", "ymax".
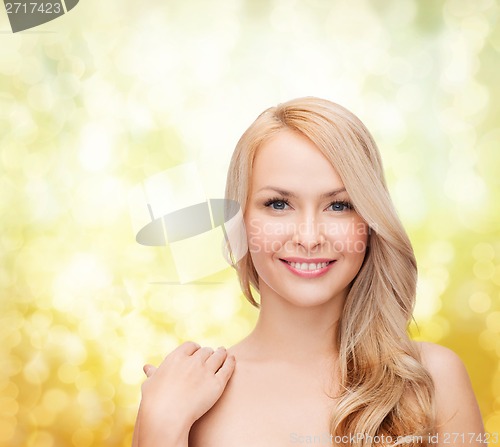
[{"xmin": 134, "ymin": 341, "xmax": 236, "ymax": 446}]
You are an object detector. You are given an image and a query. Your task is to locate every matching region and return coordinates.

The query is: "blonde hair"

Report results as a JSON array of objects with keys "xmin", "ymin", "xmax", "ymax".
[{"xmin": 225, "ymin": 97, "xmax": 436, "ymax": 446}]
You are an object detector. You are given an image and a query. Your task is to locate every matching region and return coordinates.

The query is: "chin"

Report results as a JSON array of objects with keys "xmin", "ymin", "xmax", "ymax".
[{"xmin": 265, "ymin": 282, "xmax": 348, "ymax": 309}]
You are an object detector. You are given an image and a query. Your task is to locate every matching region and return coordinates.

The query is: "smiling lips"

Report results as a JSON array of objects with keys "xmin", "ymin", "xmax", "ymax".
[{"xmin": 279, "ymin": 257, "xmax": 336, "ymax": 278}]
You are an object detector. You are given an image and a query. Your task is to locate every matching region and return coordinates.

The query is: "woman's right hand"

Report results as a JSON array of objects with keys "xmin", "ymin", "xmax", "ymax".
[{"xmin": 134, "ymin": 341, "xmax": 236, "ymax": 447}]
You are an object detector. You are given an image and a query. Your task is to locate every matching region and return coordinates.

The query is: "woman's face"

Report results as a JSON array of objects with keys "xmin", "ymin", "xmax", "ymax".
[{"xmin": 244, "ymin": 129, "xmax": 369, "ymax": 308}]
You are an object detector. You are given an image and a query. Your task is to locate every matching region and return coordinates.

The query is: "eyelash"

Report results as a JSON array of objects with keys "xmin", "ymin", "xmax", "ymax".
[{"xmin": 263, "ymin": 197, "xmax": 354, "ymax": 212}]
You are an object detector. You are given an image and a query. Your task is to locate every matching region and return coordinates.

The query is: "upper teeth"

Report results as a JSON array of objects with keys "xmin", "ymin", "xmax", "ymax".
[{"xmin": 288, "ymin": 261, "xmax": 329, "ymax": 271}]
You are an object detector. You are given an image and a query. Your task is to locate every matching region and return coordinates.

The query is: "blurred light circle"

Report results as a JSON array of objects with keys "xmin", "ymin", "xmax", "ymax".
[
  {"xmin": 473, "ymin": 242, "xmax": 495, "ymax": 260},
  {"xmin": 72, "ymin": 428, "xmax": 94, "ymax": 447},
  {"xmin": 478, "ymin": 329, "xmax": 497, "ymax": 351},
  {"xmin": 42, "ymin": 388, "xmax": 69, "ymax": 413},
  {"xmin": 469, "ymin": 292, "xmax": 491, "ymax": 313},
  {"xmin": 27, "ymin": 430, "xmax": 54, "ymax": 447},
  {"xmin": 0, "ymin": 417, "xmax": 16, "ymax": 444},
  {"xmin": 57, "ymin": 363, "xmax": 79, "ymax": 384},
  {"xmin": 485, "ymin": 412, "xmax": 500, "ymax": 437},
  {"xmin": 473, "ymin": 260, "xmax": 495, "ymax": 280},
  {"xmin": 486, "ymin": 312, "xmax": 500, "ymax": 333}
]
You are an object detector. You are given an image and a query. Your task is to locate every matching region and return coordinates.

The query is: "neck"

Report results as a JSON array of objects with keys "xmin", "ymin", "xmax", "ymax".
[{"xmin": 240, "ymin": 282, "xmax": 345, "ymax": 365}]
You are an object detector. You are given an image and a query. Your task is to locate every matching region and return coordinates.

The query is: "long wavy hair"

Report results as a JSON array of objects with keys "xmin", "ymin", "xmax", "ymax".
[{"xmin": 224, "ymin": 97, "xmax": 436, "ymax": 446}]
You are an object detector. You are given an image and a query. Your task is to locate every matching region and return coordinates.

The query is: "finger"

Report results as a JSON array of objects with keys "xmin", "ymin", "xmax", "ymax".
[
  {"xmin": 215, "ymin": 354, "xmax": 236, "ymax": 383},
  {"xmin": 177, "ymin": 340, "xmax": 201, "ymax": 356},
  {"xmin": 143, "ymin": 364, "xmax": 157, "ymax": 377},
  {"xmin": 193, "ymin": 346, "xmax": 215, "ymax": 362},
  {"xmin": 205, "ymin": 346, "xmax": 227, "ymax": 372}
]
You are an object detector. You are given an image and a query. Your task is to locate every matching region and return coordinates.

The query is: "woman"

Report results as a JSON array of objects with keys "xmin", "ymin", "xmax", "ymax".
[{"xmin": 133, "ymin": 97, "xmax": 485, "ymax": 447}]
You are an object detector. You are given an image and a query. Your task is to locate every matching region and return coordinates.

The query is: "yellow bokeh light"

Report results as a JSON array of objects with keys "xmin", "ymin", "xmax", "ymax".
[{"xmin": 486, "ymin": 312, "xmax": 500, "ymax": 333}]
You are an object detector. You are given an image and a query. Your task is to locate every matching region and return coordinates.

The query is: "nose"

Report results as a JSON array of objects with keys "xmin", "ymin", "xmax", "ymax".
[{"xmin": 291, "ymin": 214, "xmax": 326, "ymax": 252}]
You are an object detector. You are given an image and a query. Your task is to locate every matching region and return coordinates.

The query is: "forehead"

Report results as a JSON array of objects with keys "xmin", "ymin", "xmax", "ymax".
[{"xmin": 250, "ymin": 129, "xmax": 344, "ymax": 191}]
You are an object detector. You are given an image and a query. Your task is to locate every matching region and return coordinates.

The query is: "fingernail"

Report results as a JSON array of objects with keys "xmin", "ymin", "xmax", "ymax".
[{"xmin": 217, "ymin": 346, "xmax": 226, "ymax": 350}]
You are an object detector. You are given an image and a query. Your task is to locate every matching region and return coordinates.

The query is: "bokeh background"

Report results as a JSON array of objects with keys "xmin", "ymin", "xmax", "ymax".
[{"xmin": 1, "ymin": 0, "xmax": 499, "ymax": 445}]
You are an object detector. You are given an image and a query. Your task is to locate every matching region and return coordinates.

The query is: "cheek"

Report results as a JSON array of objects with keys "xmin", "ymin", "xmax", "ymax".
[
  {"xmin": 245, "ymin": 217, "xmax": 288, "ymax": 253},
  {"xmin": 244, "ymin": 215, "xmax": 262, "ymax": 251},
  {"xmin": 326, "ymin": 219, "xmax": 369, "ymax": 254}
]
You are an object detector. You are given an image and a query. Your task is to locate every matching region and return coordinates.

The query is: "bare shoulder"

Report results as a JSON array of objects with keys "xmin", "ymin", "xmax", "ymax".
[
  {"xmin": 413, "ymin": 341, "xmax": 475, "ymax": 400},
  {"xmin": 414, "ymin": 341, "xmax": 467, "ymax": 377},
  {"xmin": 412, "ymin": 341, "xmax": 485, "ymax": 443}
]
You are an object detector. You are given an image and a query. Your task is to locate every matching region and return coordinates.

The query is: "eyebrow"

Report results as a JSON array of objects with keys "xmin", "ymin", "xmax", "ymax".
[{"xmin": 256, "ymin": 186, "xmax": 347, "ymax": 198}]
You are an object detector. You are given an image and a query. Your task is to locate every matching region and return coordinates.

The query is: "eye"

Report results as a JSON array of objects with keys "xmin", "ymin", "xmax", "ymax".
[
  {"xmin": 264, "ymin": 198, "xmax": 291, "ymax": 210},
  {"xmin": 327, "ymin": 201, "xmax": 353, "ymax": 212}
]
